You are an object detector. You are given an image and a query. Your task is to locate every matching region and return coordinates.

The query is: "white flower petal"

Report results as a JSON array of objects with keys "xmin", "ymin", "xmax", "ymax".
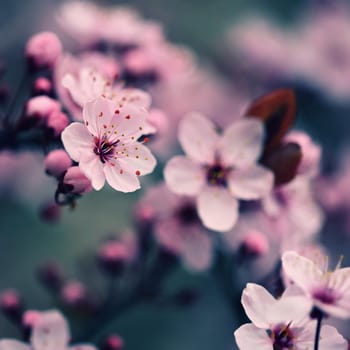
[
  {"xmin": 79, "ymin": 152, "xmax": 105, "ymax": 190},
  {"xmin": 178, "ymin": 112, "xmax": 218, "ymax": 164},
  {"xmin": 0, "ymin": 340, "xmax": 30, "ymax": 350},
  {"xmin": 61, "ymin": 123, "xmax": 93, "ymax": 162},
  {"xmin": 220, "ymin": 119, "xmax": 264, "ymax": 167},
  {"xmin": 164, "ymin": 156, "xmax": 205, "ymax": 195},
  {"xmin": 319, "ymin": 325, "xmax": 347, "ymax": 350},
  {"xmin": 234, "ymin": 324, "xmax": 272, "ymax": 350},
  {"xmin": 197, "ymin": 186, "xmax": 238, "ymax": 232},
  {"xmin": 228, "ymin": 165, "xmax": 274, "ymax": 200},
  {"xmin": 241, "ymin": 283, "xmax": 275, "ymax": 328},
  {"xmin": 31, "ymin": 311, "xmax": 70, "ymax": 350},
  {"xmin": 282, "ymin": 251, "xmax": 323, "ymax": 294},
  {"xmin": 104, "ymin": 163, "xmax": 140, "ymax": 193}
]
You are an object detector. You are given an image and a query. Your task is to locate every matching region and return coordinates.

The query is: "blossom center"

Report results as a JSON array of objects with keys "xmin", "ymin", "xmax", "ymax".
[
  {"xmin": 94, "ymin": 136, "xmax": 120, "ymax": 163},
  {"xmin": 176, "ymin": 202, "xmax": 199, "ymax": 225},
  {"xmin": 312, "ymin": 287, "xmax": 337, "ymax": 305},
  {"xmin": 270, "ymin": 324, "xmax": 294, "ymax": 350},
  {"xmin": 206, "ymin": 164, "xmax": 229, "ymax": 187}
]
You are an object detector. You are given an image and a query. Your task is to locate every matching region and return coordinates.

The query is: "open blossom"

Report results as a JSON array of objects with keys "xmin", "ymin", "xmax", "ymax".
[
  {"xmin": 62, "ymin": 96, "xmax": 156, "ymax": 192},
  {"xmin": 0, "ymin": 310, "xmax": 96, "ymax": 350},
  {"xmin": 164, "ymin": 113, "xmax": 274, "ymax": 232},
  {"xmin": 234, "ymin": 283, "xmax": 347, "ymax": 350},
  {"xmin": 282, "ymin": 251, "xmax": 350, "ymax": 318},
  {"xmin": 136, "ymin": 184, "xmax": 213, "ymax": 271}
]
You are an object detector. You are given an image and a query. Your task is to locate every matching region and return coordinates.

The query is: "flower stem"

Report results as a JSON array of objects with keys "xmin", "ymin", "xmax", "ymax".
[{"xmin": 314, "ymin": 312, "xmax": 323, "ymax": 350}]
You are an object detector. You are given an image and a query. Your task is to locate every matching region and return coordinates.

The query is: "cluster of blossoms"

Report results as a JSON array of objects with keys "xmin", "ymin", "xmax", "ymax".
[{"xmin": 2, "ymin": 1, "xmax": 350, "ymax": 350}]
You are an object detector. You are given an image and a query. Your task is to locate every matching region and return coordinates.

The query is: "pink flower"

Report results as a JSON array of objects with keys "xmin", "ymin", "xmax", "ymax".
[
  {"xmin": 25, "ymin": 32, "xmax": 62, "ymax": 69},
  {"xmin": 61, "ymin": 96, "xmax": 156, "ymax": 192},
  {"xmin": 234, "ymin": 283, "xmax": 347, "ymax": 350},
  {"xmin": 164, "ymin": 113, "xmax": 274, "ymax": 232},
  {"xmin": 44, "ymin": 149, "xmax": 72, "ymax": 178},
  {"xmin": 33, "ymin": 77, "xmax": 52, "ymax": 95},
  {"xmin": 136, "ymin": 184, "xmax": 213, "ymax": 271},
  {"xmin": 0, "ymin": 310, "xmax": 96, "ymax": 350},
  {"xmin": 54, "ymin": 53, "xmax": 120, "ymax": 120},
  {"xmin": 46, "ymin": 111, "xmax": 69, "ymax": 137},
  {"xmin": 282, "ymin": 251, "xmax": 350, "ymax": 319}
]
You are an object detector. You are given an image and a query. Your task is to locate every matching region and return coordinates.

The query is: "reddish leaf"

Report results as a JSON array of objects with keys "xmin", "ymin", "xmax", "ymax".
[
  {"xmin": 245, "ymin": 89, "xmax": 297, "ymax": 152},
  {"xmin": 262, "ymin": 142, "xmax": 302, "ymax": 186}
]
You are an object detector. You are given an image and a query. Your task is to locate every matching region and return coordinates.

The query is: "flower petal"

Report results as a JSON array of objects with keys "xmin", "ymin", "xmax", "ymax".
[
  {"xmin": 241, "ymin": 283, "xmax": 275, "ymax": 328},
  {"xmin": 178, "ymin": 112, "xmax": 218, "ymax": 164},
  {"xmin": 61, "ymin": 122, "xmax": 93, "ymax": 162},
  {"xmin": 228, "ymin": 165, "xmax": 274, "ymax": 200},
  {"xmin": 220, "ymin": 119, "xmax": 264, "ymax": 167},
  {"xmin": 104, "ymin": 163, "xmax": 140, "ymax": 193},
  {"xmin": 0, "ymin": 340, "xmax": 30, "ymax": 350},
  {"xmin": 120, "ymin": 143, "xmax": 157, "ymax": 176},
  {"xmin": 164, "ymin": 156, "xmax": 205, "ymax": 195},
  {"xmin": 234, "ymin": 324, "xmax": 272, "ymax": 350},
  {"xmin": 83, "ymin": 96, "xmax": 115, "ymax": 136},
  {"xmin": 31, "ymin": 311, "xmax": 70, "ymax": 350},
  {"xmin": 319, "ymin": 325, "xmax": 347, "ymax": 350},
  {"xmin": 79, "ymin": 152, "xmax": 105, "ymax": 190},
  {"xmin": 197, "ymin": 186, "xmax": 238, "ymax": 232},
  {"xmin": 282, "ymin": 251, "xmax": 323, "ymax": 294},
  {"xmin": 69, "ymin": 346, "xmax": 97, "ymax": 350}
]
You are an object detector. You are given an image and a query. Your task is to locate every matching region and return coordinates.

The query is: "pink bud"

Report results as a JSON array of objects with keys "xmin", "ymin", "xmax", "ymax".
[
  {"xmin": 148, "ymin": 109, "xmax": 168, "ymax": 134},
  {"xmin": 33, "ymin": 77, "xmax": 52, "ymax": 95},
  {"xmin": 22, "ymin": 310, "xmax": 42, "ymax": 329},
  {"xmin": 241, "ymin": 230, "xmax": 269, "ymax": 256},
  {"xmin": 26, "ymin": 96, "xmax": 61, "ymax": 121},
  {"xmin": 102, "ymin": 335, "xmax": 124, "ymax": 350},
  {"xmin": 46, "ymin": 111, "xmax": 69, "ymax": 137},
  {"xmin": 45, "ymin": 149, "xmax": 72, "ymax": 177},
  {"xmin": 63, "ymin": 166, "xmax": 92, "ymax": 194},
  {"xmin": 61, "ymin": 281, "xmax": 87, "ymax": 306},
  {"xmin": 0, "ymin": 289, "xmax": 23, "ymax": 322},
  {"xmin": 39, "ymin": 202, "xmax": 62, "ymax": 223},
  {"xmin": 25, "ymin": 32, "xmax": 62, "ymax": 69}
]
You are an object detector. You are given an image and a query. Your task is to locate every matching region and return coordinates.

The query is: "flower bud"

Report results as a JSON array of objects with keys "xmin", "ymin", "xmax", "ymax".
[
  {"xmin": 22, "ymin": 310, "xmax": 42, "ymax": 339},
  {"xmin": 0, "ymin": 289, "xmax": 23, "ymax": 323},
  {"xmin": 25, "ymin": 32, "xmax": 62, "ymax": 69},
  {"xmin": 46, "ymin": 111, "xmax": 70, "ymax": 137},
  {"xmin": 45, "ymin": 150, "xmax": 72, "ymax": 178},
  {"xmin": 240, "ymin": 230, "xmax": 269, "ymax": 257},
  {"xmin": 39, "ymin": 202, "xmax": 62, "ymax": 223},
  {"xmin": 62, "ymin": 166, "xmax": 92, "ymax": 194},
  {"xmin": 25, "ymin": 95, "xmax": 61, "ymax": 121},
  {"xmin": 61, "ymin": 281, "xmax": 87, "ymax": 307},
  {"xmin": 33, "ymin": 77, "xmax": 53, "ymax": 95},
  {"xmin": 101, "ymin": 335, "xmax": 124, "ymax": 350}
]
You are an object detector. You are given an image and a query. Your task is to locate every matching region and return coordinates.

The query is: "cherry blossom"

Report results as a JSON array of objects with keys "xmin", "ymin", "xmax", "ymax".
[
  {"xmin": 136, "ymin": 183, "xmax": 213, "ymax": 271},
  {"xmin": 62, "ymin": 96, "xmax": 156, "ymax": 192},
  {"xmin": 282, "ymin": 251, "xmax": 350, "ymax": 319},
  {"xmin": 234, "ymin": 283, "xmax": 347, "ymax": 350},
  {"xmin": 164, "ymin": 113, "xmax": 274, "ymax": 232},
  {"xmin": 0, "ymin": 310, "xmax": 96, "ymax": 350}
]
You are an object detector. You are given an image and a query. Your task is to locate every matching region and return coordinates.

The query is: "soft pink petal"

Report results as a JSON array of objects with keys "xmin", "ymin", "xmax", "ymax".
[
  {"xmin": 69, "ymin": 346, "xmax": 97, "ymax": 350},
  {"xmin": 31, "ymin": 311, "xmax": 70, "ymax": 350},
  {"xmin": 241, "ymin": 283, "xmax": 276, "ymax": 328},
  {"xmin": 220, "ymin": 119, "xmax": 264, "ymax": 167},
  {"xmin": 197, "ymin": 186, "xmax": 238, "ymax": 232},
  {"xmin": 228, "ymin": 165, "xmax": 274, "ymax": 200},
  {"xmin": 0, "ymin": 340, "xmax": 30, "ymax": 350},
  {"xmin": 120, "ymin": 88, "xmax": 152, "ymax": 109},
  {"xmin": 154, "ymin": 217, "xmax": 183, "ymax": 254},
  {"xmin": 79, "ymin": 152, "xmax": 105, "ymax": 190},
  {"xmin": 164, "ymin": 156, "xmax": 205, "ymax": 195},
  {"xmin": 319, "ymin": 325, "xmax": 347, "ymax": 350},
  {"xmin": 61, "ymin": 123, "xmax": 93, "ymax": 162},
  {"xmin": 234, "ymin": 324, "xmax": 272, "ymax": 350},
  {"xmin": 119, "ymin": 143, "xmax": 157, "ymax": 176},
  {"xmin": 178, "ymin": 112, "xmax": 218, "ymax": 164},
  {"xmin": 282, "ymin": 251, "xmax": 323, "ymax": 294},
  {"xmin": 182, "ymin": 225, "xmax": 213, "ymax": 271},
  {"xmin": 104, "ymin": 163, "xmax": 140, "ymax": 193},
  {"xmin": 83, "ymin": 96, "xmax": 115, "ymax": 136}
]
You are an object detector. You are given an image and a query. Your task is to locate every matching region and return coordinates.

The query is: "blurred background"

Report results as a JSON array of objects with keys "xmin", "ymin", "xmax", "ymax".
[{"xmin": 1, "ymin": 0, "xmax": 350, "ymax": 349}]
